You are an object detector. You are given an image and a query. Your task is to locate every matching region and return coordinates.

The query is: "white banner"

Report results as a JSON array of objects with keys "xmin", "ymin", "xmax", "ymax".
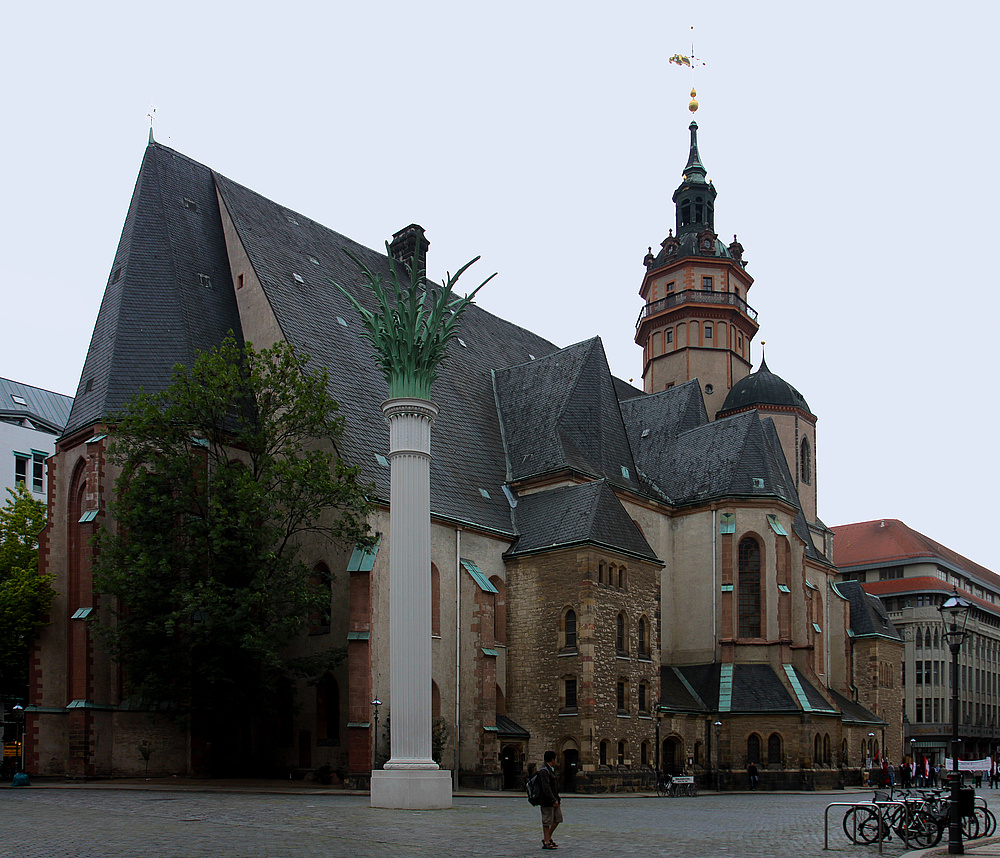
[{"xmin": 944, "ymin": 758, "xmax": 992, "ymax": 772}]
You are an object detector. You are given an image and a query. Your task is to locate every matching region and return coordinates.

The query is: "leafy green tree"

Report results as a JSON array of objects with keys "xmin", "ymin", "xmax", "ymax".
[
  {"xmin": 93, "ymin": 336, "xmax": 372, "ymax": 765},
  {"xmin": 0, "ymin": 483, "xmax": 55, "ymax": 698}
]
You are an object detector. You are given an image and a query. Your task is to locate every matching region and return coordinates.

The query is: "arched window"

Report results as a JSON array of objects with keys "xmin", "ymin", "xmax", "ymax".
[
  {"xmin": 431, "ymin": 563, "xmax": 441, "ymax": 637},
  {"xmin": 694, "ymin": 741, "xmax": 703, "ymax": 766},
  {"xmin": 617, "ymin": 741, "xmax": 626, "ymax": 766},
  {"xmin": 638, "ymin": 681, "xmax": 648, "ymax": 713},
  {"xmin": 814, "ymin": 734, "xmax": 822, "ymax": 765},
  {"xmin": 800, "ymin": 437, "xmax": 812, "ymax": 485},
  {"xmin": 637, "ymin": 615, "xmax": 650, "ymax": 658},
  {"xmin": 598, "ymin": 561, "xmax": 606, "ymax": 585},
  {"xmin": 641, "ymin": 741, "xmax": 650, "ymax": 767},
  {"xmin": 600, "ymin": 740, "xmax": 608, "ymax": 766},
  {"xmin": 824, "ymin": 734, "xmax": 832, "ymax": 766},
  {"xmin": 738, "ymin": 537, "xmax": 762, "ymax": 638},
  {"xmin": 564, "ymin": 608, "xmax": 577, "ymax": 650},
  {"xmin": 747, "ymin": 733, "xmax": 761, "ymax": 765},
  {"xmin": 616, "ymin": 612, "xmax": 629, "ymax": 654},
  {"xmin": 768, "ymin": 733, "xmax": 782, "ymax": 767}
]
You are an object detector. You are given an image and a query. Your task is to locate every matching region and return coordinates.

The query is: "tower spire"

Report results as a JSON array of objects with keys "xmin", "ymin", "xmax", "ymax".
[{"xmin": 683, "ymin": 120, "xmax": 707, "ymax": 181}]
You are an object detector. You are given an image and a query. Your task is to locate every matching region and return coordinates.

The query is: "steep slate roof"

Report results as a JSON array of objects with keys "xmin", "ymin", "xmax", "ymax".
[
  {"xmin": 493, "ymin": 338, "xmax": 642, "ymax": 493},
  {"xmin": 506, "ymin": 479, "xmax": 658, "ymax": 561},
  {"xmin": 671, "ymin": 663, "xmax": 801, "ymax": 713},
  {"xmin": 827, "ymin": 687, "xmax": 885, "ymax": 726},
  {"xmin": 834, "ymin": 580, "xmax": 903, "ymax": 641},
  {"xmin": 0, "ymin": 377, "xmax": 73, "ymax": 435},
  {"xmin": 65, "ymin": 143, "xmax": 243, "ymax": 438},
  {"xmin": 211, "ymin": 168, "xmax": 563, "ymax": 536},
  {"xmin": 629, "ymin": 408, "xmax": 797, "ymax": 508}
]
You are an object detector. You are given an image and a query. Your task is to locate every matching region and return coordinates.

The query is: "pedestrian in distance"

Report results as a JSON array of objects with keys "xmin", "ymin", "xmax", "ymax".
[
  {"xmin": 747, "ymin": 761, "xmax": 759, "ymax": 791},
  {"xmin": 538, "ymin": 750, "xmax": 562, "ymax": 850}
]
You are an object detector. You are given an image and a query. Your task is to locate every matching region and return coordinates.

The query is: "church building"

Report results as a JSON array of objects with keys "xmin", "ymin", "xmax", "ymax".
[{"xmin": 28, "ymin": 117, "xmax": 901, "ymax": 790}]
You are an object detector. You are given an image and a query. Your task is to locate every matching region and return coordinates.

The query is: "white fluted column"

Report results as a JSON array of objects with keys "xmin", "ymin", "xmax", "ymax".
[{"xmin": 370, "ymin": 397, "xmax": 452, "ymax": 808}]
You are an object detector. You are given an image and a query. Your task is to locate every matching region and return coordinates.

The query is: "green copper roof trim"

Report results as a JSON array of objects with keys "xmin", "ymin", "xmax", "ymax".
[
  {"xmin": 78, "ymin": 509, "xmax": 98, "ymax": 523},
  {"xmin": 721, "ymin": 583, "xmax": 734, "ymax": 592},
  {"xmin": 718, "ymin": 663, "xmax": 734, "ymax": 713},
  {"xmin": 782, "ymin": 664, "xmax": 813, "ymax": 712},
  {"xmin": 483, "ymin": 725, "xmax": 499, "ymax": 732},
  {"xmin": 85, "ymin": 434, "xmax": 107, "ymax": 444},
  {"xmin": 719, "ymin": 513, "xmax": 735, "ymax": 534},
  {"xmin": 767, "ymin": 515, "xmax": 788, "ymax": 536},
  {"xmin": 346, "ymin": 631, "xmax": 370, "ymax": 641},
  {"xmin": 778, "ymin": 584, "xmax": 791, "ymax": 593},
  {"xmin": 813, "ymin": 622, "xmax": 823, "ymax": 634},
  {"xmin": 347, "ymin": 721, "xmax": 370, "ymax": 729},
  {"xmin": 481, "ymin": 647, "xmax": 499, "ymax": 657},
  {"xmin": 347, "ymin": 537, "xmax": 381, "ymax": 573},
  {"xmin": 462, "ymin": 559, "xmax": 498, "ymax": 593},
  {"xmin": 806, "ymin": 579, "xmax": 818, "ymax": 591}
]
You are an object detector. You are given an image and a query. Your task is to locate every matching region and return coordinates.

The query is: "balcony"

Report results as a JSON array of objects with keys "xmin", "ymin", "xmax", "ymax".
[{"xmin": 636, "ymin": 289, "xmax": 759, "ymax": 329}]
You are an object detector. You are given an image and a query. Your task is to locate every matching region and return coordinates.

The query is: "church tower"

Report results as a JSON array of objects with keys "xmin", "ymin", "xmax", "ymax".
[{"xmin": 635, "ymin": 121, "xmax": 758, "ymax": 415}]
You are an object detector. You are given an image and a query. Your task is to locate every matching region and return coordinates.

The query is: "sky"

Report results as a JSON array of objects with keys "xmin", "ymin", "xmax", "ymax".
[{"xmin": 3, "ymin": 1, "xmax": 998, "ymax": 571}]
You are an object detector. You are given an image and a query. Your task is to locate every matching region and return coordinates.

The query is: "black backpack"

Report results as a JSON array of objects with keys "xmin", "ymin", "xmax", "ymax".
[{"xmin": 525, "ymin": 772, "xmax": 541, "ymax": 806}]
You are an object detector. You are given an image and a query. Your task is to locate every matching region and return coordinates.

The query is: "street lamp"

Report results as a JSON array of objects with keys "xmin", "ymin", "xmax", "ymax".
[
  {"xmin": 940, "ymin": 587, "xmax": 972, "ymax": 855},
  {"xmin": 910, "ymin": 738, "xmax": 917, "ymax": 786},
  {"xmin": 714, "ymin": 721, "xmax": 722, "ymax": 792},
  {"xmin": 12, "ymin": 704, "xmax": 25, "ymax": 773},
  {"xmin": 371, "ymin": 698, "xmax": 382, "ymax": 773}
]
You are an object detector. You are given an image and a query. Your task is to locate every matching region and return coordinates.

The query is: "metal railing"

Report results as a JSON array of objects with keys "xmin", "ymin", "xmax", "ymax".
[{"xmin": 636, "ymin": 290, "xmax": 758, "ymax": 328}]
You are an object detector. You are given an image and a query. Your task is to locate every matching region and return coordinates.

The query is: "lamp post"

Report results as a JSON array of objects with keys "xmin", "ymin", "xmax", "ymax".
[
  {"xmin": 714, "ymin": 721, "xmax": 722, "ymax": 792},
  {"xmin": 654, "ymin": 712, "xmax": 661, "ymax": 776},
  {"xmin": 371, "ymin": 698, "xmax": 382, "ymax": 773},
  {"xmin": 12, "ymin": 704, "xmax": 25, "ymax": 773},
  {"xmin": 940, "ymin": 587, "xmax": 972, "ymax": 855},
  {"xmin": 910, "ymin": 738, "xmax": 916, "ymax": 785}
]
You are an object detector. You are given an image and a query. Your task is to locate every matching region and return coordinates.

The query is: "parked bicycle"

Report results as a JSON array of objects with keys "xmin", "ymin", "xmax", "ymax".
[{"xmin": 655, "ymin": 774, "xmax": 697, "ymax": 797}]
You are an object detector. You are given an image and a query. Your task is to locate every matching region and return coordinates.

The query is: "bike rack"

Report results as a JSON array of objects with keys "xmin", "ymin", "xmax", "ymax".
[{"xmin": 823, "ymin": 800, "xmax": 911, "ymax": 853}]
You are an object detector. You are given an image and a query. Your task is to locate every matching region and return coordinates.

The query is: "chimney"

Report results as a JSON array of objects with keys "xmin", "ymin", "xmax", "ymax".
[{"xmin": 389, "ymin": 224, "xmax": 429, "ymax": 274}]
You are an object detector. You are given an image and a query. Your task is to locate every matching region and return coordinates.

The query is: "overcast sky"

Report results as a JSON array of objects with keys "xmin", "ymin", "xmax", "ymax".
[{"xmin": 3, "ymin": 2, "xmax": 998, "ymax": 571}]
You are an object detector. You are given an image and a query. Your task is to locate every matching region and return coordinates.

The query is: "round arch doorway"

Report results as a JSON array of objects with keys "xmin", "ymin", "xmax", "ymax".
[{"xmin": 562, "ymin": 743, "xmax": 580, "ymax": 793}]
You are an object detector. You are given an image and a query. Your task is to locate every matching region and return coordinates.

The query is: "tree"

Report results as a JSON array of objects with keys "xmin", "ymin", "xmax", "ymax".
[
  {"xmin": 93, "ymin": 336, "xmax": 372, "ymax": 765},
  {"xmin": 0, "ymin": 483, "xmax": 55, "ymax": 699}
]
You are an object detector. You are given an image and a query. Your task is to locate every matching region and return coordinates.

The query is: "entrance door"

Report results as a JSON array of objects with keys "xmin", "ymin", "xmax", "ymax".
[
  {"xmin": 662, "ymin": 738, "xmax": 678, "ymax": 774},
  {"xmin": 501, "ymin": 745, "xmax": 521, "ymax": 790},
  {"xmin": 562, "ymin": 748, "xmax": 579, "ymax": 793}
]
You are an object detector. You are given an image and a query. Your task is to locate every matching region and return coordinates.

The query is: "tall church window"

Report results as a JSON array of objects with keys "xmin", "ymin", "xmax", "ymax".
[
  {"xmin": 747, "ymin": 733, "xmax": 761, "ymax": 764},
  {"xmin": 768, "ymin": 733, "xmax": 782, "ymax": 766},
  {"xmin": 564, "ymin": 608, "xmax": 577, "ymax": 651},
  {"xmin": 738, "ymin": 537, "xmax": 762, "ymax": 638},
  {"xmin": 800, "ymin": 438, "xmax": 812, "ymax": 485},
  {"xmin": 637, "ymin": 615, "xmax": 650, "ymax": 658},
  {"xmin": 616, "ymin": 612, "xmax": 629, "ymax": 654}
]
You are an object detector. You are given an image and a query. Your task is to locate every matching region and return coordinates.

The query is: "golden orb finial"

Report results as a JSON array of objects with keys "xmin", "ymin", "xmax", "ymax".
[{"xmin": 688, "ymin": 87, "xmax": 699, "ymax": 113}]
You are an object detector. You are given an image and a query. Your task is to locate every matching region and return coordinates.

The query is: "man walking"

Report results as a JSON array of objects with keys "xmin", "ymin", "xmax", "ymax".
[{"xmin": 539, "ymin": 750, "xmax": 562, "ymax": 849}]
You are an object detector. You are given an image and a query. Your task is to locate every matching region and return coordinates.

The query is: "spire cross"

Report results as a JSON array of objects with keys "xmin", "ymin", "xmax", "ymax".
[{"xmin": 669, "ymin": 27, "xmax": 706, "ymax": 113}]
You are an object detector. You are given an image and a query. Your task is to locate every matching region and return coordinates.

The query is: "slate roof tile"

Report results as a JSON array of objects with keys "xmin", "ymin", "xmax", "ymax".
[{"xmin": 506, "ymin": 479, "xmax": 657, "ymax": 561}]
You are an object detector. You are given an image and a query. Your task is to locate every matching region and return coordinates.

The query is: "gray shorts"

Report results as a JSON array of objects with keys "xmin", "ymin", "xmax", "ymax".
[{"xmin": 541, "ymin": 804, "xmax": 563, "ymax": 827}]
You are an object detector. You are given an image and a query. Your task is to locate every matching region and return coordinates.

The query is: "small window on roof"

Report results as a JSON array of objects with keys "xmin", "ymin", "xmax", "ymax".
[
  {"xmin": 458, "ymin": 338, "xmax": 467, "ymax": 348},
  {"xmin": 309, "ymin": 255, "xmax": 320, "ymax": 265},
  {"xmin": 182, "ymin": 197, "xmax": 198, "ymax": 211},
  {"xmin": 337, "ymin": 317, "xmax": 348, "ymax": 327},
  {"xmin": 293, "ymin": 273, "xmax": 304, "ymax": 284},
  {"xmin": 286, "ymin": 215, "xmax": 298, "ymax": 225},
  {"xmin": 84, "ymin": 378, "xmax": 94, "ymax": 393},
  {"xmin": 111, "ymin": 267, "xmax": 122, "ymax": 283},
  {"xmin": 11, "ymin": 394, "xmax": 27, "ymax": 406},
  {"xmin": 198, "ymin": 273, "xmax": 212, "ymax": 288}
]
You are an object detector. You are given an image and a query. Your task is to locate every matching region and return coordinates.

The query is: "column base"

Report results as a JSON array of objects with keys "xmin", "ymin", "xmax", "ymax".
[{"xmin": 370, "ymin": 768, "xmax": 453, "ymax": 809}]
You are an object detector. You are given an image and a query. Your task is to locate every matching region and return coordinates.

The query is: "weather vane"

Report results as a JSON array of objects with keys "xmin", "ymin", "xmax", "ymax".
[
  {"xmin": 669, "ymin": 26, "xmax": 706, "ymax": 113},
  {"xmin": 147, "ymin": 106, "xmax": 157, "ymax": 141}
]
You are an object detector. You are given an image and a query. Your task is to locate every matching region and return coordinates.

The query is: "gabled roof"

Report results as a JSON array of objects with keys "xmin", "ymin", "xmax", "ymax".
[
  {"xmin": 835, "ymin": 579, "xmax": 903, "ymax": 640},
  {"xmin": 65, "ymin": 143, "xmax": 243, "ymax": 438},
  {"xmin": 669, "ymin": 663, "xmax": 800, "ymax": 713},
  {"xmin": 506, "ymin": 479, "xmax": 658, "ymax": 562},
  {"xmin": 826, "ymin": 687, "xmax": 886, "ymax": 726},
  {"xmin": 493, "ymin": 337, "xmax": 641, "ymax": 492},
  {"xmin": 0, "ymin": 377, "xmax": 73, "ymax": 435}
]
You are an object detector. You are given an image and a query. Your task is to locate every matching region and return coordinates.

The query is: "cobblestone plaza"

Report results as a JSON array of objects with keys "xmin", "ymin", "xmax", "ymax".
[{"xmin": 1, "ymin": 784, "xmax": 964, "ymax": 858}]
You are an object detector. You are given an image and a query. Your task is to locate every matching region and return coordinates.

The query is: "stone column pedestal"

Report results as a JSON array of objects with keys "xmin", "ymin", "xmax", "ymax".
[{"xmin": 371, "ymin": 397, "xmax": 452, "ymax": 809}]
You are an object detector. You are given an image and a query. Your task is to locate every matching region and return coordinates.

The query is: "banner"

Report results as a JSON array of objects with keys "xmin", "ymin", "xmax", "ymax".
[{"xmin": 945, "ymin": 758, "xmax": 991, "ymax": 772}]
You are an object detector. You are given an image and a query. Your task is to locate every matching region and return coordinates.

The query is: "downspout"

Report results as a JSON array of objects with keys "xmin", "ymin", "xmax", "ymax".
[{"xmin": 454, "ymin": 527, "xmax": 462, "ymax": 791}]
